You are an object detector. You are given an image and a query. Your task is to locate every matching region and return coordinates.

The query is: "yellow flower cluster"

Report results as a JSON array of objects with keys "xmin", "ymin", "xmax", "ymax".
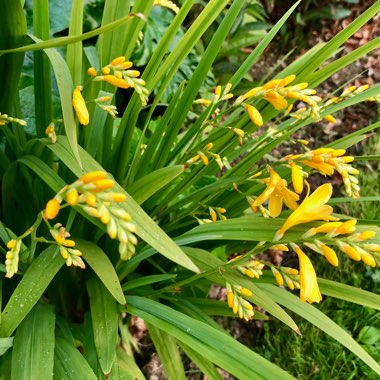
[
  {"xmin": 303, "ymin": 220, "xmax": 379, "ymax": 267},
  {"xmin": 50, "ymin": 224, "xmax": 85, "ymax": 268},
  {"xmin": 4, "ymin": 239, "xmax": 22, "ymax": 278},
  {"xmin": 194, "ymin": 83, "xmax": 233, "ymax": 107},
  {"xmin": 251, "ymin": 167, "xmax": 299, "ymax": 218},
  {"xmin": 0, "ymin": 112, "xmax": 27, "ymax": 127},
  {"xmin": 44, "ymin": 171, "xmax": 138, "ymax": 261},
  {"xmin": 237, "ymin": 258, "xmax": 265, "ymax": 279},
  {"xmin": 267, "ymin": 200, "xmax": 379, "ymax": 304},
  {"xmin": 186, "ymin": 142, "xmax": 223, "ymax": 168},
  {"xmin": 274, "ymin": 183, "xmax": 338, "ymax": 241},
  {"xmin": 90, "ymin": 56, "xmax": 149, "ymax": 106},
  {"xmin": 208, "ymin": 206, "xmax": 227, "ymax": 222},
  {"xmin": 226, "ymin": 282, "xmax": 254, "ymax": 321},
  {"xmin": 284, "ymin": 148, "xmax": 360, "ymax": 198},
  {"xmin": 236, "ymin": 75, "xmax": 322, "ymax": 126},
  {"xmin": 271, "ymin": 265, "xmax": 300, "ymax": 290}
]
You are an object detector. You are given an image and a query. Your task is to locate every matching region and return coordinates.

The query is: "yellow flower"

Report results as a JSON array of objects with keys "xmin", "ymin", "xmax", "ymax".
[
  {"xmin": 72, "ymin": 86, "xmax": 89, "ymax": 125},
  {"xmin": 275, "ymin": 183, "xmax": 339, "ymax": 241},
  {"xmin": 292, "ymin": 244, "xmax": 322, "ymax": 304},
  {"xmin": 253, "ymin": 167, "xmax": 299, "ymax": 217},
  {"xmin": 263, "ymin": 91, "xmax": 288, "ymax": 110}
]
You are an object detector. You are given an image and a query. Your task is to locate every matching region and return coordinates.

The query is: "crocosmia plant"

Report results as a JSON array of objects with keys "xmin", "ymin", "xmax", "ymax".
[{"xmin": 0, "ymin": 0, "xmax": 379, "ymax": 379}]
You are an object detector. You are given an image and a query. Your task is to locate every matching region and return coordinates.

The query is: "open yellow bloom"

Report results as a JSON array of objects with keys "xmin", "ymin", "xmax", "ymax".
[
  {"xmin": 292, "ymin": 244, "xmax": 322, "ymax": 304},
  {"xmin": 263, "ymin": 90, "xmax": 288, "ymax": 110},
  {"xmin": 275, "ymin": 183, "xmax": 339, "ymax": 240},
  {"xmin": 253, "ymin": 167, "xmax": 299, "ymax": 217}
]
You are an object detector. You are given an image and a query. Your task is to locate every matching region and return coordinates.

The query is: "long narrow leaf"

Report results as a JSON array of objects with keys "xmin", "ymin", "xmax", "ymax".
[
  {"xmin": 87, "ymin": 277, "xmax": 118, "ymax": 375},
  {"xmin": 0, "ymin": 246, "xmax": 63, "ymax": 337},
  {"xmin": 54, "ymin": 337, "xmax": 97, "ymax": 380},
  {"xmin": 128, "ymin": 296, "xmax": 295, "ymax": 380},
  {"xmin": 11, "ymin": 303, "xmax": 55, "ymax": 380},
  {"xmin": 77, "ymin": 239, "xmax": 125, "ymax": 304}
]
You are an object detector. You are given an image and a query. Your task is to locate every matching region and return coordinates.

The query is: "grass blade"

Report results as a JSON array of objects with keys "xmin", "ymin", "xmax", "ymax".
[
  {"xmin": 54, "ymin": 337, "xmax": 97, "ymax": 380},
  {"xmin": 0, "ymin": 14, "xmax": 141, "ymax": 56},
  {"xmin": 11, "ymin": 303, "xmax": 55, "ymax": 380},
  {"xmin": 66, "ymin": 0, "xmax": 84, "ymax": 86},
  {"xmin": 33, "ymin": 0, "xmax": 53, "ymax": 137},
  {"xmin": 128, "ymin": 296, "xmax": 295, "ymax": 380},
  {"xmin": 127, "ymin": 165, "xmax": 184, "ymax": 204},
  {"xmin": 0, "ymin": 0, "xmax": 27, "ymax": 114},
  {"xmin": 229, "ymin": 0, "xmax": 301, "ymax": 88},
  {"xmin": 318, "ymin": 279, "xmax": 380, "ymax": 310},
  {"xmin": 87, "ymin": 277, "xmax": 118, "ymax": 375},
  {"xmin": 0, "ymin": 246, "xmax": 63, "ymax": 337},
  {"xmin": 77, "ymin": 239, "xmax": 126, "ymax": 304},
  {"xmin": 147, "ymin": 324, "xmax": 186, "ymax": 380}
]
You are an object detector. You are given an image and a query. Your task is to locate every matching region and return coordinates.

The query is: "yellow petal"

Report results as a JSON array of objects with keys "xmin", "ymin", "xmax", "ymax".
[
  {"xmin": 291, "ymin": 162, "xmax": 304, "ymax": 194},
  {"xmin": 300, "ymin": 160, "xmax": 335, "ymax": 175},
  {"xmin": 319, "ymin": 242, "xmax": 339, "ymax": 266},
  {"xmin": 275, "ymin": 184, "xmax": 338, "ymax": 240},
  {"xmin": 294, "ymin": 245, "xmax": 322, "ymax": 303},
  {"xmin": 268, "ymin": 191, "xmax": 283, "ymax": 218},
  {"xmin": 264, "ymin": 91, "xmax": 288, "ymax": 110},
  {"xmin": 242, "ymin": 86, "xmax": 263, "ymax": 99}
]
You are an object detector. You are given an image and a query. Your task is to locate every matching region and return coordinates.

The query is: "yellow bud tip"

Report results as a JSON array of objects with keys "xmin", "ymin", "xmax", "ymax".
[
  {"xmin": 66, "ymin": 188, "xmax": 79, "ymax": 206},
  {"xmin": 244, "ymin": 104, "xmax": 263, "ymax": 127},
  {"xmin": 324, "ymin": 115, "xmax": 337, "ymax": 124},
  {"xmin": 85, "ymin": 193, "xmax": 97, "ymax": 206},
  {"xmin": 320, "ymin": 243, "xmax": 339, "ymax": 267},
  {"xmin": 111, "ymin": 56, "xmax": 126, "ymax": 66},
  {"xmin": 45, "ymin": 199, "xmax": 61, "ymax": 219},
  {"xmin": 101, "ymin": 67, "xmax": 111, "ymax": 75},
  {"xmin": 121, "ymin": 61, "xmax": 133, "ymax": 70},
  {"xmin": 359, "ymin": 231, "xmax": 376, "ymax": 240},
  {"xmin": 361, "ymin": 252, "xmax": 376, "ymax": 267},
  {"xmin": 87, "ymin": 67, "xmax": 97, "ymax": 77},
  {"xmin": 110, "ymin": 193, "xmax": 127, "ymax": 202},
  {"xmin": 64, "ymin": 239, "xmax": 76, "ymax": 248},
  {"xmin": 6, "ymin": 239, "xmax": 17, "ymax": 249},
  {"xmin": 79, "ymin": 171, "xmax": 107, "ymax": 184},
  {"xmin": 72, "ymin": 86, "xmax": 89, "ymax": 125},
  {"xmin": 239, "ymin": 287, "xmax": 253, "ymax": 297},
  {"xmin": 275, "ymin": 272, "xmax": 284, "ymax": 286},
  {"xmin": 227, "ymin": 291, "xmax": 234, "ymax": 308}
]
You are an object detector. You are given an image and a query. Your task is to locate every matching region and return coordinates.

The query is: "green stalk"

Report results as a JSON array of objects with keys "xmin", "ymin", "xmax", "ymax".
[{"xmin": 33, "ymin": 0, "xmax": 53, "ymax": 137}]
